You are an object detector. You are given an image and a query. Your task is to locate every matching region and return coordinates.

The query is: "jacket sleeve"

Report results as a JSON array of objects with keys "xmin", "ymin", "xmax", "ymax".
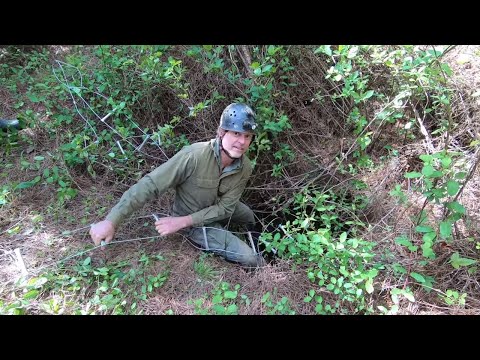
[
  {"xmin": 190, "ymin": 169, "xmax": 251, "ymax": 226},
  {"xmin": 106, "ymin": 150, "xmax": 194, "ymax": 228}
]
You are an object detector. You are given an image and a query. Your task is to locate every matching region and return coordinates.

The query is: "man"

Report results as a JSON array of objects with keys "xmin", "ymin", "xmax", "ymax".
[{"xmin": 89, "ymin": 103, "xmax": 264, "ymax": 268}]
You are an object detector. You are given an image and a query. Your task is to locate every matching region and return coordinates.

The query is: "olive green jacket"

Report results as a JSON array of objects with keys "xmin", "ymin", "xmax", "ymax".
[{"xmin": 106, "ymin": 139, "xmax": 252, "ymax": 228}]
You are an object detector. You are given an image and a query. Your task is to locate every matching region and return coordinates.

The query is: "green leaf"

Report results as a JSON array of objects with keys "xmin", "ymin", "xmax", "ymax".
[
  {"xmin": 263, "ymin": 64, "xmax": 273, "ymax": 73},
  {"xmin": 405, "ymin": 172, "xmax": 422, "ymax": 178},
  {"xmin": 439, "ymin": 221, "xmax": 452, "ymax": 239},
  {"xmin": 421, "ymin": 243, "xmax": 436, "ymax": 259},
  {"xmin": 34, "ymin": 156, "xmax": 45, "ymax": 161},
  {"xmin": 441, "ymin": 63, "xmax": 453, "ymax": 76},
  {"xmin": 395, "ymin": 236, "xmax": 413, "ymax": 247},
  {"xmin": 315, "ymin": 45, "xmax": 332, "ymax": 56},
  {"xmin": 83, "ymin": 257, "xmax": 91, "ymax": 266},
  {"xmin": 415, "ymin": 225, "xmax": 434, "ymax": 233},
  {"xmin": 447, "ymin": 201, "xmax": 465, "ymax": 214},
  {"xmin": 224, "ymin": 291, "xmax": 237, "ymax": 300},
  {"xmin": 431, "ymin": 170, "xmax": 444, "ymax": 178},
  {"xmin": 468, "ymin": 266, "xmax": 477, "ymax": 275},
  {"xmin": 421, "ymin": 276, "xmax": 435, "ymax": 293},
  {"xmin": 15, "ymin": 181, "xmax": 36, "ymax": 190},
  {"xmin": 301, "ymin": 218, "xmax": 309, "ymax": 228},
  {"xmin": 261, "ymin": 293, "xmax": 270, "ymax": 302},
  {"xmin": 403, "ymin": 291, "xmax": 415, "ymax": 302},
  {"xmin": 454, "ymin": 172, "xmax": 467, "ymax": 180},
  {"xmin": 27, "ymin": 93, "xmax": 41, "ymax": 102},
  {"xmin": 212, "ymin": 294, "xmax": 223, "ymax": 304},
  {"xmin": 362, "ymin": 90, "xmax": 374, "ymax": 100},
  {"xmin": 226, "ymin": 304, "xmax": 238, "ymax": 314},
  {"xmin": 365, "ymin": 278, "xmax": 374, "ymax": 294},
  {"xmin": 23, "ymin": 289, "xmax": 39, "ymax": 300},
  {"xmin": 419, "ymin": 154, "xmax": 433, "ymax": 163},
  {"xmin": 422, "ymin": 165, "xmax": 435, "ymax": 177},
  {"xmin": 410, "ymin": 272, "xmax": 425, "ymax": 283},
  {"xmin": 422, "ymin": 232, "xmax": 437, "ymax": 242},
  {"xmin": 446, "ymin": 181, "xmax": 459, "ymax": 196},
  {"xmin": 339, "ymin": 232, "xmax": 347, "ymax": 243},
  {"xmin": 70, "ymin": 87, "xmax": 82, "ymax": 96},
  {"xmin": 392, "ymin": 264, "xmax": 407, "ymax": 274},
  {"xmin": 347, "ymin": 46, "xmax": 359, "ymax": 58},
  {"xmin": 441, "ymin": 157, "xmax": 452, "ymax": 168},
  {"xmin": 450, "ymin": 252, "xmax": 477, "ymax": 269}
]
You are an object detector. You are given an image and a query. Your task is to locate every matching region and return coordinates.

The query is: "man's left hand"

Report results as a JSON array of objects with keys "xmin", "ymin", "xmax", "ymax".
[{"xmin": 155, "ymin": 216, "xmax": 192, "ymax": 236}]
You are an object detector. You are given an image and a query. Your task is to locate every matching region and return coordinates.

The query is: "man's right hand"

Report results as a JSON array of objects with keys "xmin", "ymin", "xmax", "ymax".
[{"xmin": 89, "ymin": 220, "xmax": 115, "ymax": 246}]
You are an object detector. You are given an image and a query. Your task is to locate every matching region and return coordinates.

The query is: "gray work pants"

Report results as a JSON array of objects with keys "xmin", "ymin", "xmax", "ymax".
[{"xmin": 183, "ymin": 202, "xmax": 263, "ymax": 267}]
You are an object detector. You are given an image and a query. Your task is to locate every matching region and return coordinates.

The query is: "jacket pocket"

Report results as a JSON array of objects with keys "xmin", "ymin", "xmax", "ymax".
[
  {"xmin": 218, "ymin": 183, "xmax": 231, "ymax": 196},
  {"xmin": 191, "ymin": 177, "xmax": 219, "ymax": 206},
  {"xmin": 194, "ymin": 177, "xmax": 219, "ymax": 189}
]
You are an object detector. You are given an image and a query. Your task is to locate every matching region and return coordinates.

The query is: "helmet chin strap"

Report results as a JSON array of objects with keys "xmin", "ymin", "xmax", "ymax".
[{"xmin": 219, "ymin": 135, "xmax": 241, "ymax": 160}]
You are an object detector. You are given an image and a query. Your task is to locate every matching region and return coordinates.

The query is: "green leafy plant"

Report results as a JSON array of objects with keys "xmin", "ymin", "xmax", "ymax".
[
  {"xmin": 440, "ymin": 289, "xmax": 466, "ymax": 307},
  {"xmin": 403, "ymin": 151, "xmax": 468, "ymax": 261},
  {"xmin": 450, "ymin": 252, "xmax": 477, "ymax": 269},
  {"xmin": 260, "ymin": 187, "xmax": 378, "ymax": 314},
  {"xmin": 262, "ymin": 290, "xmax": 295, "ymax": 315},
  {"xmin": 192, "ymin": 282, "xmax": 240, "ymax": 315},
  {"xmin": 1, "ymin": 252, "xmax": 168, "ymax": 315},
  {"xmin": 193, "ymin": 253, "xmax": 219, "ymax": 280}
]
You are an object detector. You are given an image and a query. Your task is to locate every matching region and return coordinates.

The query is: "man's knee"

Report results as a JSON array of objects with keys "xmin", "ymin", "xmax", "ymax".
[
  {"xmin": 232, "ymin": 202, "xmax": 255, "ymax": 226},
  {"xmin": 244, "ymin": 253, "xmax": 266, "ymax": 268},
  {"xmin": 245, "ymin": 211, "xmax": 255, "ymax": 227},
  {"xmin": 232, "ymin": 249, "xmax": 265, "ymax": 268}
]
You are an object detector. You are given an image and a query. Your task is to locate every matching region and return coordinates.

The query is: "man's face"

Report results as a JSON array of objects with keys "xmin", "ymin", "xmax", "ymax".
[{"xmin": 222, "ymin": 130, "xmax": 254, "ymax": 158}]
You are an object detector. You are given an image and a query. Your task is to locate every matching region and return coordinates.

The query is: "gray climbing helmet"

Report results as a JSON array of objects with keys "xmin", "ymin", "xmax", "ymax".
[{"xmin": 219, "ymin": 103, "xmax": 257, "ymax": 133}]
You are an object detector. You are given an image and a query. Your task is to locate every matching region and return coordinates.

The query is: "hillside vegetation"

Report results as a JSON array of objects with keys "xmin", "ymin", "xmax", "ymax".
[{"xmin": 1, "ymin": 45, "xmax": 479, "ymax": 314}]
